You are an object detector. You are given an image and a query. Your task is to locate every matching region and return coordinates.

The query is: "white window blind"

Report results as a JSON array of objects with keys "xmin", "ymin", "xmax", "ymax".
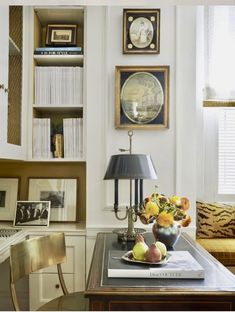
[
  {"xmin": 218, "ymin": 109, "xmax": 235, "ymax": 194},
  {"xmin": 204, "ymin": 6, "xmax": 235, "ymax": 101}
]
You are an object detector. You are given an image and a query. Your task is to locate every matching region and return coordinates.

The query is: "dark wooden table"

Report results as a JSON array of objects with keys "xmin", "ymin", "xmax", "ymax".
[{"xmin": 85, "ymin": 232, "xmax": 235, "ymax": 311}]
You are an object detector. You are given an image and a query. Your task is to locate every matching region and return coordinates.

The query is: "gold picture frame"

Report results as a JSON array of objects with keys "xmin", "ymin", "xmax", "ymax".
[
  {"xmin": 123, "ymin": 9, "xmax": 160, "ymax": 54},
  {"xmin": 115, "ymin": 65, "xmax": 169, "ymax": 129}
]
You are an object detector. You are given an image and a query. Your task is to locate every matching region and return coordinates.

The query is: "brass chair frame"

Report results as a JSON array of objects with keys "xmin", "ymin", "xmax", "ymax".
[{"xmin": 10, "ymin": 233, "xmax": 75, "ymax": 311}]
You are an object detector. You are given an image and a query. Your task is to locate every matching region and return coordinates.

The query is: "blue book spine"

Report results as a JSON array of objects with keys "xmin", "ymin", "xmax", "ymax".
[{"xmin": 35, "ymin": 47, "xmax": 82, "ymax": 52}]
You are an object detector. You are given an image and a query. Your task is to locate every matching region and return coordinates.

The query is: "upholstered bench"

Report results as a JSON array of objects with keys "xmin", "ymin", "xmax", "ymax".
[{"xmin": 196, "ymin": 201, "xmax": 235, "ymax": 267}]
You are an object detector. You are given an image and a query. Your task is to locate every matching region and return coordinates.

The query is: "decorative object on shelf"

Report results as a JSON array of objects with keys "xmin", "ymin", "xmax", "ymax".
[
  {"xmin": 28, "ymin": 178, "xmax": 78, "ymax": 222},
  {"xmin": 13, "ymin": 201, "xmax": 50, "ymax": 227},
  {"xmin": 104, "ymin": 131, "xmax": 158, "ymax": 241},
  {"xmin": 52, "ymin": 134, "xmax": 64, "ymax": 158},
  {"xmin": 115, "ymin": 65, "xmax": 169, "ymax": 129},
  {"xmin": 46, "ymin": 24, "xmax": 77, "ymax": 46},
  {"xmin": 139, "ymin": 192, "xmax": 192, "ymax": 248},
  {"xmin": 0, "ymin": 178, "xmax": 19, "ymax": 221},
  {"xmin": 123, "ymin": 9, "xmax": 160, "ymax": 54}
]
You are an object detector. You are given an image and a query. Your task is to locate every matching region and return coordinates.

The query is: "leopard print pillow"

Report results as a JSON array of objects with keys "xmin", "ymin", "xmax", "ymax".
[{"xmin": 197, "ymin": 201, "xmax": 235, "ymax": 238}]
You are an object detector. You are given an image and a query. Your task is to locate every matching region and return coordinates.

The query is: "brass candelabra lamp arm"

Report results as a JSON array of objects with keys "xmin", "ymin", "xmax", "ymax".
[{"xmin": 114, "ymin": 206, "xmax": 128, "ymax": 221}]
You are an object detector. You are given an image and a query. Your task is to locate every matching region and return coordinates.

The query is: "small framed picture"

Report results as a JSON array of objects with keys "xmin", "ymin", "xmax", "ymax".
[
  {"xmin": 123, "ymin": 9, "xmax": 160, "ymax": 54},
  {"xmin": 13, "ymin": 201, "xmax": 50, "ymax": 227},
  {"xmin": 28, "ymin": 178, "xmax": 78, "ymax": 222},
  {"xmin": 0, "ymin": 178, "xmax": 19, "ymax": 221},
  {"xmin": 46, "ymin": 24, "xmax": 77, "ymax": 46},
  {"xmin": 115, "ymin": 65, "xmax": 170, "ymax": 129}
]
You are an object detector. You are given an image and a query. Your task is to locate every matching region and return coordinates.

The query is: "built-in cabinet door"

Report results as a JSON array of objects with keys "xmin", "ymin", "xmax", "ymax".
[
  {"xmin": 0, "ymin": 6, "xmax": 26, "ymax": 160},
  {"xmin": 0, "ymin": 6, "xmax": 9, "ymax": 154}
]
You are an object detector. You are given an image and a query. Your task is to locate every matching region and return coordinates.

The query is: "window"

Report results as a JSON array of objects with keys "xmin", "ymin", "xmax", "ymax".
[
  {"xmin": 218, "ymin": 109, "xmax": 235, "ymax": 194},
  {"xmin": 200, "ymin": 6, "xmax": 235, "ymax": 201},
  {"xmin": 203, "ymin": 6, "xmax": 235, "ymax": 106}
]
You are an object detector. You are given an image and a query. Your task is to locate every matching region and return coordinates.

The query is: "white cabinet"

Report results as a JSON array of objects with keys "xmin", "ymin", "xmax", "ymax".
[
  {"xmin": 0, "ymin": 6, "xmax": 27, "ymax": 160},
  {"xmin": 29, "ymin": 233, "xmax": 86, "ymax": 311},
  {"xmin": 29, "ymin": 7, "xmax": 85, "ymax": 161}
]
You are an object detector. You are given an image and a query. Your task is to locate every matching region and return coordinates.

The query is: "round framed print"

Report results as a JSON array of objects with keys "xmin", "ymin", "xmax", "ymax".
[
  {"xmin": 120, "ymin": 72, "xmax": 164, "ymax": 124},
  {"xmin": 129, "ymin": 17, "xmax": 154, "ymax": 49}
]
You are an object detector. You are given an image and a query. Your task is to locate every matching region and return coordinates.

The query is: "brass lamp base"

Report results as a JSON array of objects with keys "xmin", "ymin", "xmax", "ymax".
[{"xmin": 113, "ymin": 228, "xmax": 146, "ymax": 241}]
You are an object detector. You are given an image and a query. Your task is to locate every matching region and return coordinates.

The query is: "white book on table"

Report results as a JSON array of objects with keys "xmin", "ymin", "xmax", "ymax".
[{"xmin": 108, "ymin": 250, "xmax": 205, "ymax": 279}]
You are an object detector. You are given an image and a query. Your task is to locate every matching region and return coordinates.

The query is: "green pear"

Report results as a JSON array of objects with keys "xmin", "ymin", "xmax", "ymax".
[
  {"xmin": 155, "ymin": 241, "xmax": 167, "ymax": 257},
  {"xmin": 132, "ymin": 242, "xmax": 148, "ymax": 261}
]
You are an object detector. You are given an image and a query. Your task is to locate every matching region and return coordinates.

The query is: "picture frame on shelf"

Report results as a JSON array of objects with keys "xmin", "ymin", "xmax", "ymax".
[
  {"xmin": 123, "ymin": 9, "xmax": 160, "ymax": 54},
  {"xmin": 0, "ymin": 178, "xmax": 19, "ymax": 221},
  {"xmin": 28, "ymin": 178, "xmax": 78, "ymax": 222},
  {"xmin": 115, "ymin": 65, "xmax": 169, "ymax": 129},
  {"xmin": 46, "ymin": 24, "xmax": 77, "ymax": 46},
  {"xmin": 13, "ymin": 201, "xmax": 50, "ymax": 227}
]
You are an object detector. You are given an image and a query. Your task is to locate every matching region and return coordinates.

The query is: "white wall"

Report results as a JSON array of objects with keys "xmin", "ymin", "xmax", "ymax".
[{"xmin": 86, "ymin": 6, "xmax": 197, "ymax": 233}]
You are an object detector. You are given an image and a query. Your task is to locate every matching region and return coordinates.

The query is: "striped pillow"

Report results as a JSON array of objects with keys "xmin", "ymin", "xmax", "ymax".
[{"xmin": 197, "ymin": 201, "xmax": 235, "ymax": 238}]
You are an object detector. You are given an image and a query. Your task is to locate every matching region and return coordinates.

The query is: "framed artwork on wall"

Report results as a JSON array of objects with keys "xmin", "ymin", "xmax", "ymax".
[
  {"xmin": 123, "ymin": 9, "xmax": 160, "ymax": 54},
  {"xmin": 13, "ymin": 201, "xmax": 50, "ymax": 227},
  {"xmin": 115, "ymin": 65, "xmax": 170, "ymax": 129},
  {"xmin": 0, "ymin": 178, "xmax": 19, "ymax": 221},
  {"xmin": 28, "ymin": 178, "xmax": 78, "ymax": 222}
]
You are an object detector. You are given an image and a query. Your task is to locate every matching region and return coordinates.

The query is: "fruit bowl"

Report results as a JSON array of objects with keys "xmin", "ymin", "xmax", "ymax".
[{"xmin": 122, "ymin": 251, "xmax": 171, "ymax": 265}]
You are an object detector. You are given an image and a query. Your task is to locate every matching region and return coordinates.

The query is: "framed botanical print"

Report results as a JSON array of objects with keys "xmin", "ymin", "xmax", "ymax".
[
  {"xmin": 115, "ymin": 65, "xmax": 169, "ymax": 129},
  {"xmin": 123, "ymin": 9, "xmax": 160, "ymax": 54}
]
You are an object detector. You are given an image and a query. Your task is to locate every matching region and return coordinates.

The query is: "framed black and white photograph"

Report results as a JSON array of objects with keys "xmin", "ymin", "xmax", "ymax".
[
  {"xmin": 28, "ymin": 178, "xmax": 78, "ymax": 222},
  {"xmin": 46, "ymin": 24, "xmax": 77, "ymax": 46},
  {"xmin": 13, "ymin": 201, "xmax": 50, "ymax": 227},
  {"xmin": 115, "ymin": 65, "xmax": 169, "ymax": 129},
  {"xmin": 0, "ymin": 178, "xmax": 19, "ymax": 221},
  {"xmin": 123, "ymin": 9, "xmax": 160, "ymax": 54}
]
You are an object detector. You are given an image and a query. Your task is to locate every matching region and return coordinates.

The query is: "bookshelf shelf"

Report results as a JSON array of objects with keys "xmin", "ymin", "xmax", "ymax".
[{"xmin": 34, "ymin": 54, "xmax": 83, "ymax": 66}]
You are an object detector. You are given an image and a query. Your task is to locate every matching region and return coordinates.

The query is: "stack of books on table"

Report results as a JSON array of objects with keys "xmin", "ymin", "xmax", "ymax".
[
  {"xmin": 34, "ymin": 47, "xmax": 82, "ymax": 55},
  {"xmin": 108, "ymin": 250, "xmax": 205, "ymax": 279}
]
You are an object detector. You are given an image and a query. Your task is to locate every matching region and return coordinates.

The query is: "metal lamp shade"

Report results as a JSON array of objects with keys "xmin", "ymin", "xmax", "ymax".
[{"xmin": 104, "ymin": 154, "xmax": 158, "ymax": 180}]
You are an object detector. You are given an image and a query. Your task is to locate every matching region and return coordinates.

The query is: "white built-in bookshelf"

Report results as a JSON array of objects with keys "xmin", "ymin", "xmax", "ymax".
[{"xmin": 32, "ymin": 7, "xmax": 84, "ymax": 161}]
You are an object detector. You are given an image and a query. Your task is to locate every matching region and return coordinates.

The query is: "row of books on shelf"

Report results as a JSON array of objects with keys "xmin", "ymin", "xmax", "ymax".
[
  {"xmin": 35, "ymin": 66, "xmax": 83, "ymax": 106},
  {"xmin": 34, "ymin": 46, "xmax": 83, "ymax": 55},
  {"xmin": 33, "ymin": 118, "xmax": 83, "ymax": 159}
]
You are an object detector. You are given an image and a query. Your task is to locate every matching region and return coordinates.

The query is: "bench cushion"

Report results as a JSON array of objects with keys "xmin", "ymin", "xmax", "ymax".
[
  {"xmin": 196, "ymin": 201, "xmax": 235, "ymax": 238},
  {"xmin": 197, "ymin": 238, "xmax": 235, "ymax": 266}
]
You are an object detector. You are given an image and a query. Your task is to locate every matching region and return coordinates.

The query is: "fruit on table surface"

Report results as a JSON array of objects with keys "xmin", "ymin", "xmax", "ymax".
[
  {"xmin": 155, "ymin": 241, "xmax": 167, "ymax": 257},
  {"xmin": 132, "ymin": 241, "xmax": 149, "ymax": 261},
  {"xmin": 145, "ymin": 243, "xmax": 162, "ymax": 262}
]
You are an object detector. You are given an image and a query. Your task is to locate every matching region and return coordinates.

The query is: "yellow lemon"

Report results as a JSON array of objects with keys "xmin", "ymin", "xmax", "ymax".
[{"xmin": 145, "ymin": 201, "xmax": 159, "ymax": 216}]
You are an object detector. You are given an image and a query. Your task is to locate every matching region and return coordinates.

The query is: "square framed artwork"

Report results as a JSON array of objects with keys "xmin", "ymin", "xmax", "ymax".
[
  {"xmin": 115, "ymin": 65, "xmax": 169, "ymax": 129},
  {"xmin": 46, "ymin": 24, "xmax": 77, "ymax": 46},
  {"xmin": 13, "ymin": 201, "xmax": 50, "ymax": 227},
  {"xmin": 0, "ymin": 178, "xmax": 19, "ymax": 221},
  {"xmin": 123, "ymin": 9, "xmax": 160, "ymax": 54},
  {"xmin": 28, "ymin": 178, "xmax": 78, "ymax": 222}
]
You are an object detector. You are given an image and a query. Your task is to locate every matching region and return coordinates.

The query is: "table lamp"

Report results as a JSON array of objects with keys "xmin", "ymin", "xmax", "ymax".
[{"xmin": 104, "ymin": 131, "xmax": 158, "ymax": 241}]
